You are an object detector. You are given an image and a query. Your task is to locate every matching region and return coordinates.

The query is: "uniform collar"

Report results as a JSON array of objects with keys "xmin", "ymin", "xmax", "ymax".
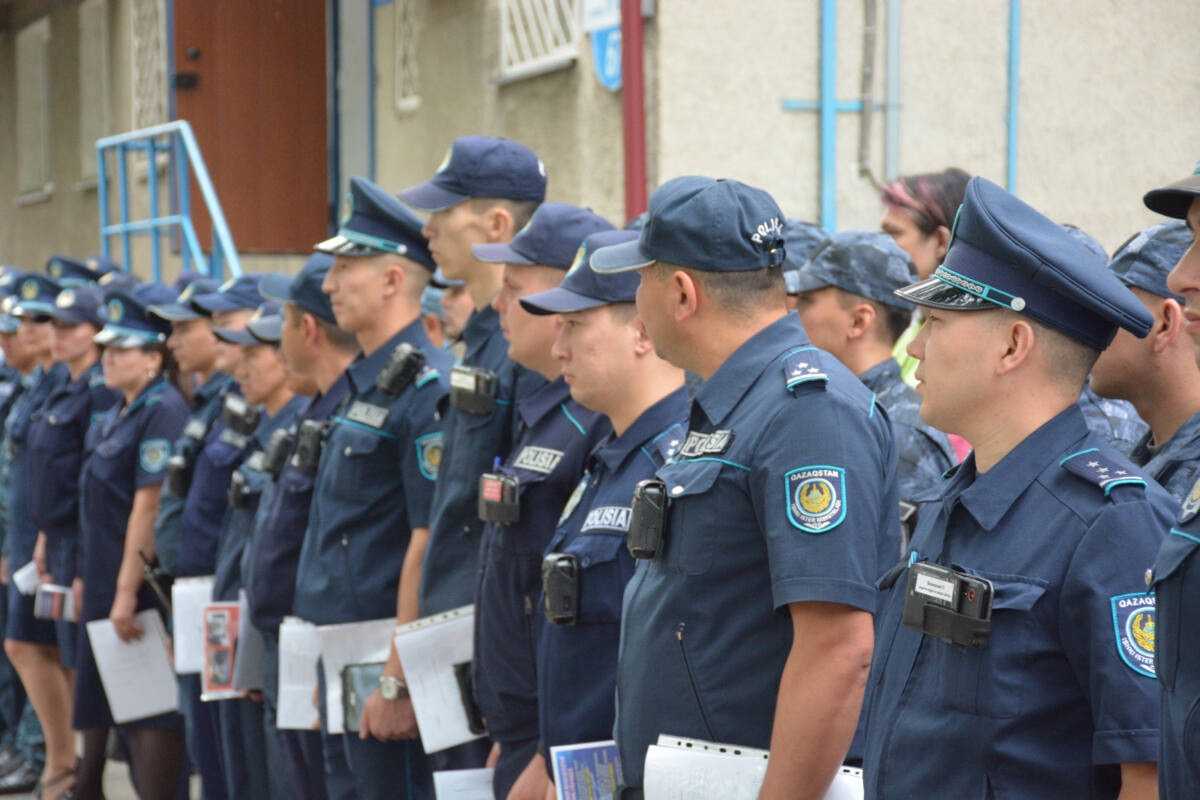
[
  {"xmin": 304, "ymin": 372, "xmax": 352, "ymax": 420},
  {"xmin": 123, "ymin": 376, "xmax": 169, "ymax": 417},
  {"xmin": 955, "ymin": 403, "xmax": 1089, "ymax": 531},
  {"xmin": 1153, "ymin": 408, "xmax": 1200, "ymax": 462},
  {"xmin": 593, "ymin": 386, "xmax": 690, "ymax": 472},
  {"xmin": 858, "ymin": 358, "xmax": 901, "ymax": 393},
  {"xmin": 517, "ymin": 375, "xmax": 572, "ymax": 428},
  {"xmin": 462, "ymin": 306, "xmax": 500, "ymax": 359},
  {"xmin": 346, "ymin": 318, "xmax": 430, "ymax": 394},
  {"xmin": 695, "ymin": 313, "xmax": 805, "ymax": 425},
  {"xmin": 255, "ymin": 394, "xmax": 308, "ymax": 446},
  {"xmin": 195, "ymin": 372, "xmax": 233, "ymax": 406}
]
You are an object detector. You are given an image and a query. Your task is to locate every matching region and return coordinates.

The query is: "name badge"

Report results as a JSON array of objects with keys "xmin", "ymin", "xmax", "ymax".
[
  {"xmin": 184, "ymin": 419, "xmax": 207, "ymax": 439},
  {"xmin": 346, "ymin": 401, "xmax": 388, "ymax": 429},
  {"xmin": 678, "ymin": 429, "xmax": 734, "ymax": 458},
  {"xmin": 450, "ymin": 369, "xmax": 476, "ymax": 391},
  {"xmin": 513, "ymin": 445, "xmax": 564, "ymax": 475},
  {"xmin": 219, "ymin": 429, "xmax": 249, "ymax": 449},
  {"xmin": 244, "ymin": 451, "xmax": 265, "ymax": 473}
]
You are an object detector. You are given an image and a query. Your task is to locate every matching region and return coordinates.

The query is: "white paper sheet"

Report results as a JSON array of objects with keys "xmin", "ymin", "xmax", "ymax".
[
  {"xmin": 432, "ymin": 768, "xmax": 494, "ymax": 799},
  {"xmin": 316, "ymin": 618, "xmax": 395, "ymax": 735},
  {"xmin": 86, "ymin": 610, "xmax": 178, "ymax": 723},
  {"xmin": 12, "ymin": 561, "xmax": 39, "ymax": 595},
  {"xmin": 171, "ymin": 576, "xmax": 214, "ymax": 674},
  {"xmin": 392, "ymin": 605, "xmax": 479, "ymax": 753},
  {"xmin": 276, "ymin": 617, "xmax": 321, "ymax": 731},
  {"xmin": 643, "ymin": 736, "xmax": 863, "ymax": 800},
  {"xmin": 232, "ymin": 590, "xmax": 264, "ymax": 691}
]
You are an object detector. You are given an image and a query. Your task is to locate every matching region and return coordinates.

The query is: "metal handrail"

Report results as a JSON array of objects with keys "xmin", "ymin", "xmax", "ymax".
[{"xmin": 96, "ymin": 120, "xmax": 242, "ymax": 281}]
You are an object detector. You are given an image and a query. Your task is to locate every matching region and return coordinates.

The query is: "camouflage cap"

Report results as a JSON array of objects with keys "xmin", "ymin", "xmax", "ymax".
[{"xmin": 793, "ymin": 230, "xmax": 916, "ymax": 310}]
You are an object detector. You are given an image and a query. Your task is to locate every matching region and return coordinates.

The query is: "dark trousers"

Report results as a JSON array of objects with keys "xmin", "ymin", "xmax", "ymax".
[
  {"xmin": 426, "ymin": 737, "xmax": 492, "ymax": 774},
  {"xmin": 177, "ymin": 673, "xmax": 227, "ymax": 800},
  {"xmin": 315, "ymin": 666, "xmax": 361, "ymax": 800},
  {"xmin": 494, "ymin": 737, "xmax": 540, "ymax": 800},
  {"xmin": 341, "ymin": 734, "xmax": 432, "ymax": 800},
  {"xmin": 262, "ymin": 634, "xmax": 328, "ymax": 800},
  {"xmin": 216, "ymin": 698, "xmax": 272, "ymax": 800}
]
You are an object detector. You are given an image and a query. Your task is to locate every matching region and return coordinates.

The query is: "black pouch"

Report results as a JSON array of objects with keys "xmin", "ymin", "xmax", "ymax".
[
  {"xmin": 222, "ymin": 395, "xmax": 261, "ymax": 436},
  {"xmin": 901, "ymin": 562, "xmax": 993, "ymax": 648},
  {"xmin": 627, "ymin": 478, "xmax": 668, "ymax": 559},
  {"xmin": 262, "ymin": 428, "xmax": 294, "ymax": 477},
  {"xmin": 449, "ymin": 366, "xmax": 498, "ymax": 415},
  {"xmin": 139, "ymin": 551, "xmax": 175, "ymax": 616},
  {"xmin": 453, "ymin": 662, "xmax": 486, "ymax": 735},
  {"xmin": 541, "ymin": 553, "xmax": 579, "ymax": 625},
  {"xmin": 478, "ymin": 472, "xmax": 520, "ymax": 523},
  {"xmin": 227, "ymin": 470, "xmax": 254, "ymax": 509},
  {"xmin": 377, "ymin": 343, "xmax": 426, "ymax": 395},
  {"xmin": 293, "ymin": 420, "xmax": 326, "ymax": 473}
]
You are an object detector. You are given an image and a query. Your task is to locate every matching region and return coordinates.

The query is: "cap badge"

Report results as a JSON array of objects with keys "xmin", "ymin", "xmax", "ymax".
[
  {"xmin": 219, "ymin": 278, "xmax": 237, "ymax": 292},
  {"xmin": 537, "ymin": 159, "xmax": 546, "ymax": 178},
  {"xmin": 179, "ymin": 285, "xmax": 196, "ymax": 303},
  {"xmin": 435, "ymin": 147, "xmax": 453, "ymax": 174},
  {"xmin": 107, "ymin": 298, "xmax": 125, "ymax": 323},
  {"xmin": 48, "ymin": 262, "xmax": 62, "ymax": 278},
  {"xmin": 750, "ymin": 217, "xmax": 783, "ymax": 245},
  {"xmin": 86, "ymin": 258, "xmax": 100, "ymax": 271},
  {"xmin": 55, "ymin": 291, "xmax": 75, "ymax": 309},
  {"xmin": 567, "ymin": 244, "xmax": 587, "ymax": 275},
  {"xmin": 20, "ymin": 280, "xmax": 38, "ymax": 300}
]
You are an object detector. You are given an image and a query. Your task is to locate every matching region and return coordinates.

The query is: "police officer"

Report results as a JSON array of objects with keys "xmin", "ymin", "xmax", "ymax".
[
  {"xmin": 295, "ymin": 176, "xmax": 451, "ymax": 800},
  {"xmin": 400, "ymin": 137, "xmax": 546, "ymax": 773},
  {"xmin": 591, "ymin": 177, "xmax": 898, "ymax": 798},
  {"xmin": 780, "ymin": 218, "xmax": 828, "ymax": 312},
  {"xmin": 860, "ymin": 177, "xmax": 1171, "ymax": 799},
  {"xmin": 210, "ymin": 301, "xmax": 306, "ymax": 800},
  {"xmin": 1144, "ymin": 163, "xmax": 1200, "ymax": 799},
  {"xmin": 1089, "ymin": 222, "xmax": 1199, "ymax": 495},
  {"xmin": 792, "ymin": 231, "xmax": 956, "ymax": 512},
  {"xmin": 519, "ymin": 229, "xmax": 688, "ymax": 764},
  {"xmin": 74, "ymin": 286, "xmax": 190, "ymax": 800},
  {"xmin": 25, "ymin": 282, "xmax": 116, "ymax": 798},
  {"xmin": 2, "ymin": 273, "xmax": 67, "ymax": 794},
  {"xmin": 45, "ymin": 255, "xmax": 119, "ymax": 288},
  {"xmin": 470, "ymin": 203, "xmax": 612, "ymax": 798},
  {"xmin": 168, "ymin": 275, "xmax": 266, "ymax": 800},
  {"xmin": 249, "ymin": 253, "xmax": 357, "ymax": 800}
]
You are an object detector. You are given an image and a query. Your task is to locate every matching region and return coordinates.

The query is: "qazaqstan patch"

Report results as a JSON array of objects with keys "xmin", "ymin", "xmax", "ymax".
[
  {"xmin": 784, "ymin": 465, "xmax": 846, "ymax": 534},
  {"xmin": 1180, "ymin": 476, "xmax": 1200, "ymax": 524},
  {"xmin": 415, "ymin": 432, "xmax": 443, "ymax": 480},
  {"xmin": 139, "ymin": 438, "xmax": 171, "ymax": 474},
  {"xmin": 1110, "ymin": 592, "xmax": 1156, "ymax": 679}
]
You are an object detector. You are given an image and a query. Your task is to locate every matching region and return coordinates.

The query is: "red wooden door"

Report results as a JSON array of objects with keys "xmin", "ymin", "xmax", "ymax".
[{"xmin": 173, "ymin": 0, "xmax": 328, "ymax": 253}]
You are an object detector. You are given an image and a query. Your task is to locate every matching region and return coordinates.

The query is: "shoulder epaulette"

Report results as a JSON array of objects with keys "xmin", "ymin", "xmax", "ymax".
[
  {"xmin": 651, "ymin": 421, "xmax": 687, "ymax": 463},
  {"xmin": 416, "ymin": 368, "xmax": 440, "ymax": 389},
  {"xmin": 1060, "ymin": 447, "xmax": 1146, "ymax": 497},
  {"xmin": 783, "ymin": 347, "xmax": 829, "ymax": 393}
]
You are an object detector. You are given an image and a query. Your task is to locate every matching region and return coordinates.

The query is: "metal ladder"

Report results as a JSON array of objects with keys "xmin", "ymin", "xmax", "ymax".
[{"xmin": 96, "ymin": 120, "xmax": 242, "ymax": 282}]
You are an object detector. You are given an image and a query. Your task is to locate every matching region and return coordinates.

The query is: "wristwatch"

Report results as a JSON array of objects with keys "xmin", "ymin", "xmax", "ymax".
[{"xmin": 379, "ymin": 675, "xmax": 409, "ymax": 701}]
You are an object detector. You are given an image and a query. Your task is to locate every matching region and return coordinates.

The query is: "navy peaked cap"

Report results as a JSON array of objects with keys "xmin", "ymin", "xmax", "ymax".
[
  {"xmin": 316, "ymin": 177, "xmax": 434, "ymax": 270},
  {"xmin": 399, "ymin": 136, "xmax": 547, "ymax": 211},
  {"xmin": 520, "ymin": 230, "xmax": 641, "ymax": 315},
  {"xmin": 472, "ymin": 203, "xmax": 614, "ymax": 270}
]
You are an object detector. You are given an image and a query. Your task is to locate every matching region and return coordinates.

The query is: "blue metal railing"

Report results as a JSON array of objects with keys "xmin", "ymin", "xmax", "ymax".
[{"xmin": 96, "ymin": 120, "xmax": 242, "ymax": 281}]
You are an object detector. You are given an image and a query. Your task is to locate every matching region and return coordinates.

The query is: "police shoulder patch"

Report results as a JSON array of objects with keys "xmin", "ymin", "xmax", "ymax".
[
  {"xmin": 139, "ymin": 438, "xmax": 170, "ymax": 474},
  {"xmin": 416, "ymin": 368, "xmax": 440, "ymax": 389},
  {"xmin": 784, "ymin": 465, "xmax": 847, "ymax": 533},
  {"xmin": 1060, "ymin": 448, "xmax": 1146, "ymax": 497},
  {"xmin": 1110, "ymin": 592, "xmax": 1156, "ymax": 678},
  {"xmin": 1180, "ymin": 476, "xmax": 1200, "ymax": 524},
  {"xmin": 415, "ymin": 432, "xmax": 443, "ymax": 480},
  {"xmin": 783, "ymin": 347, "xmax": 829, "ymax": 394}
]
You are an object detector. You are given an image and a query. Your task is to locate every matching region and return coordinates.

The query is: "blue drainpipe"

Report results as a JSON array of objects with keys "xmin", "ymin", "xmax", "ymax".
[
  {"xmin": 819, "ymin": 0, "xmax": 838, "ymax": 230},
  {"xmin": 1006, "ymin": 0, "xmax": 1021, "ymax": 192}
]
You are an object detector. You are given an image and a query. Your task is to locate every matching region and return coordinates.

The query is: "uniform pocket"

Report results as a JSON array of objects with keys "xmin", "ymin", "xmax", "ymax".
[
  {"xmin": 328, "ymin": 426, "xmax": 387, "ymax": 501},
  {"xmin": 939, "ymin": 575, "xmax": 1047, "ymax": 718},
  {"xmin": 567, "ymin": 533, "xmax": 628, "ymax": 624},
  {"xmin": 658, "ymin": 460, "xmax": 724, "ymax": 576},
  {"xmin": 1152, "ymin": 531, "xmax": 1200, "ymax": 691}
]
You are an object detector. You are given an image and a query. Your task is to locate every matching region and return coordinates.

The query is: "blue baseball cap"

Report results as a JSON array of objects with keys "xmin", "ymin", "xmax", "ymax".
[
  {"xmin": 191, "ymin": 275, "xmax": 266, "ymax": 316},
  {"xmin": 590, "ymin": 176, "xmax": 787, "ymax": 274},
  {"xmin": 95, "ymin": 291, "xmax": 171, "ymax": 348},
  {"xmin": 149, "ymin": 277, "xmax": 221, "ymax": 322},
  {"xmin": 12, "ymin": 274, "xmax": 63, "ymax": 318},
  {"xmin": 472, "ymin": 203, "xmax": 614, "ymax": 269},
  {"xmin": 793, "ymin": 231, "xmax": 916, "ymax": 310},
  {"xmin": 316, "ymin": 177, "xmax": 435, "ymax": 269},
  {"xmin": 260, "ymin": 253, "xmax": 337, "ymax": 325},
  {"xmin": 399, "ymin": 136, "xmax": 547, "ymax": 211},
  {"xmin": 895, "ymin": 177, "xmax": 1153, "ymax": 350},
  {"xmin": 420, "ymin": 286, "xmax": 445, "ymax": 319},
  {"xmin": 47, "ymin": 255, "xmax": 114, "ymax": 287},
  {"xmin": 429, "ymin": 268, "xmax": 464, "ymax": 290},
  {"xmin": 0, "ymin": 270, "xmax": 25, "ymax": 334},
  {"xmin": 1108, "ymin": 221, "xmax": 1191, "ymax": 301},
  {"xmin": 215, "ymin": 301, "xmax": 283, "ymax": 345},
  {"xmin": 782, "ymin": 219, "xmax": 830, "ymax": 295},
  {"xmin": 1144, "ymin": 160, "xmax": 1200, "ymax": 220},
  {"xmin": 520, "ymin": 230, "xmax": 641, "ymax": 315},
  {"xmin": 98, "ymin": 270, "xmax": 139, "ymax": 294},
  {"xmin": 46, "ymin": 285, "xmax": 105, "ymax": 327}
]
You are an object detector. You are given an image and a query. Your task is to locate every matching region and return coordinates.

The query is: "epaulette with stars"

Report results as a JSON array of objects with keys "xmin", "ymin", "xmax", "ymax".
[
  {"xmin": 1060, "ymin": 447, "xmax": 1146, "ymax": 497},
  {"xmin": 415, "ymin": 367, "xmax": 440, "ymax": 389},
  {"xmin": 783, "ymin": 347, "xmax": 829, "ymax": 394}
]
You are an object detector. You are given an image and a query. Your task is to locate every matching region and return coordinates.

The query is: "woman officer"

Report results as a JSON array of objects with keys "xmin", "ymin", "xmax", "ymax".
[
  {"xmin": 24, "ymin": 284, "xmax": 116, "ymax": 800},
  {"xmin": 72, "ymin": 285, "xmax": 189, "ymax": 800}
]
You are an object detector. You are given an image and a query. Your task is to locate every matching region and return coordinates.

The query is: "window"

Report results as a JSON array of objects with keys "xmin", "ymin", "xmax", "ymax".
[
  {"xmin": 16, "ymin": 17, "xmax": 52, "ymax": 201},
  {"xmin": 498, "ymin": 0, "xmax": 580, "ymax": 85},
  {"xmin": 393, "ymin": 0, "xmax": 421, "ymax": 113},
  {"xmin": 78, "ymin": 0, "xmax": 111, "ymax": 184}
]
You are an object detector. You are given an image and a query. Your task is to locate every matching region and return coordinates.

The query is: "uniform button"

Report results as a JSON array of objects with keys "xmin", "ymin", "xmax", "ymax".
[
  {"xmin": 1145, "ymin": 568, "xmax": 1153, "ymax": 587},
  {"xmin": 671, "ymin": 485, "xmax": 683, "ymax": 496},
  {"xmin": 344, "ymin": 446, "xmax": 352, "ymax": 457},
  {"xmin": 341, "ymin": 535, "xmax": 348, "ymax": 546}
]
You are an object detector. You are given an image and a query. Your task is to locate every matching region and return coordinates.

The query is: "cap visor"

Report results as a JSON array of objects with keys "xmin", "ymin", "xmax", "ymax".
[
  {"xmin": 1143, "ymin": 181, "xmax": 1200, "ymax": 220},
  {"xmin": 0, "ymin": 318, "xmax": 19, "ymax": 334},
  {"xmin": 43, "ymin": 307, "xmax": 93, "ymax": 326},
  {"xmin": 429, "ymin": 269, "xmax": 464, "ymax": 289},
  {"xmin": 191, "ymin": 293, "xmax": 242, "ymax": 315},
  {"xmin": 148, "ymin": 302, "xmax": 202, "ymax": 322},
  {"xmin": 13, "ymin": 301, "xmax": 55, "ymax": 318},
  {"xmin": 258, "ymin": 273, "xmax": 295, "ymax": 304},
  {"xmin": 589, "ymin": 239, "xmax": 655, "ymax": 274},
  {"xmin": 94, "ymin": 326, "xmax": 159, "ymax": 348},
  {"xmin": 788, "ymin": 271, "xmax": 832, "ymax": 295},
  {"xmin": 519, "ymin": 287, "xmax": 607, "ymax": 316},
  {"xmin": 471, "ymin": 242, "xmax": 532, "ymax": 265},
  {"xmin": 248, "ymin": 315, "xmax": 283, "ymax": 344},
  {"xmin": 213, "ymin": 326, "xmax": 257, "ymax": 345},
  {"xmin": 398, "ymin": 181, "xmax": 468, "ymax": 212},
  {"xmin": 894, "ymin": 277, "xmax": 993, "ymax": 311},
  {"xmin": 314, "ymin": 234, "xmax": 380, "ymax": 257}
]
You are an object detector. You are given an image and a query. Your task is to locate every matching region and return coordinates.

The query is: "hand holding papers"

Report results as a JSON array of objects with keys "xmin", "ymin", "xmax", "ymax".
[
  {"xmin": 86, "ymin": 610, "xmax": 177, "ymax": 723},
  {"xmin": 171, "ymin": 576, "xmax": 213, "ymax": 674},
  {"xmin": 316, "ymin": 618, "xmax": 395, "ymax": 736},
  {"xmin": 392, "ymin": 605, "xmax": 481, "ymax": 753},
  {"xmin": 276, "ymin": 617, "xmax": 321, "ymax": 730}
]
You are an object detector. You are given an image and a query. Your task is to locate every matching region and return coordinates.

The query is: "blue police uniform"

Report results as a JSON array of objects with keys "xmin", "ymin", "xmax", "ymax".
[
  {"xmin": 1142, "ymin": 166, "xmax": 1200, "ymax": 800},
  {"xmin": 862, "ymin": 177, "xmax": 1172, "ymax": 798},
  {"xmin": 74, "ymin": 374, "xmax": 189, "ymax": 729},
  {"xmin": 1079, "ymin": 384, "xmax": 1150, "ymax": 456},
  {"xmin": 537, "ymin": 389, "xmax": 687, "ymax": 752}
]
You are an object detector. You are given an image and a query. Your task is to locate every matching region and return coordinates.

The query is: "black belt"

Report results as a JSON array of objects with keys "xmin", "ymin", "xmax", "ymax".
[{"xmin": 618, "ymin": 787, "xmax": 643, "ymax": 800}]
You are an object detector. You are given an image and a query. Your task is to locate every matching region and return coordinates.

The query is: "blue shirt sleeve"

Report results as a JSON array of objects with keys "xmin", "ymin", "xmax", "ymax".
[
  {"xmin": 136, "ymin": 399, "xmax": 187, "ymax": 488},
  {"xmin": 401, "ymin": 385, "xmax": 443, "ymax": 530}
]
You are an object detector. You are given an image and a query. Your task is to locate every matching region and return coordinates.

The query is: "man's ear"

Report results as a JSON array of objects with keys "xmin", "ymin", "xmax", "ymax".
[
  {"xmin": 483, "ymin": 205, "xmax": 516, "ymax": 243},
  {"xmin": 630, "ymin": 317, "xmax": 655, "ymax": 357},
  {"xmin": 302, "ymin": 311, "xmax": 320, "ymax": 345},
  {"xmin": 846, "ymin": 301, "xmax": 877, "ymax": 341},
  {"xmin": 934, "ymin": 225, "xmax": 951, "ymax": 261},
  {"xmin": 1157, "ymin": 298, "xmax": 1187, "ymax": 353},
  {"xmin": 671, "ymin": 269, "xmax": 701, "ymax": 324},
  {"xmin": 995, "ymin": 316, "xmax": 1036, "ymax": 376}
]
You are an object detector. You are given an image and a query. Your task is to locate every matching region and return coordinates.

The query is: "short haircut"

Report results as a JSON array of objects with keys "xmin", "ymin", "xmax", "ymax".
[
  {"xmin": 657, "ymin": 262, "xmax": 785, "ymax": 316},
  {"xmin": 469, "ymin": 197, "xmax": 540, "ymax": 232},
  {"xmin": 284, "ymin": 303, "xmax": 359, "ymax": 353},
  {"xmin": 605, "ymin": 302, "xmax": 638, "ymax": 324},
  {"xmin": 833, "ymin": 291, "xmax": 913, "ymax": 345},
  {"xmin": 996, "ymin": 310, "xmax": 1099, "ymax": 392}
]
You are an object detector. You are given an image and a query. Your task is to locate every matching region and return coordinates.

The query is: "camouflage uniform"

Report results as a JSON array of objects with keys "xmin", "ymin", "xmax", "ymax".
[
  {"xmin": 1129, "ymin": 410, "xmax": 1200, "ymax": 501},
  {"xmin": 1078, "ymin": 384, "xmax": 1149, "ymax": 456}
]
